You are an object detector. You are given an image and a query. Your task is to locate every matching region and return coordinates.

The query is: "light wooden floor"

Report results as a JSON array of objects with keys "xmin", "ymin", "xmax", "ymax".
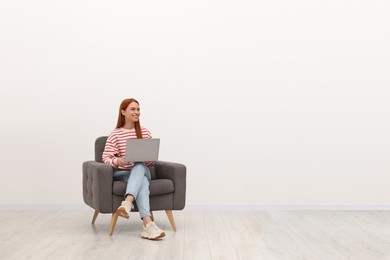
[{"xmin": 0, "ymin": 209, "xmax": 389, "ymax": 259}]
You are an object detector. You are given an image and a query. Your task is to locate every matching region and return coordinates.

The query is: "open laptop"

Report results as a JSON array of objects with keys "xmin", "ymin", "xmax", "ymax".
[{"xmin": 125, "ymin": 138, "xmax": 160, "ymax": 162}]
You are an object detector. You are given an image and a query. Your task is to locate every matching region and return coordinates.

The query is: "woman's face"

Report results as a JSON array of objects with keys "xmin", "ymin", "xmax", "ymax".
[{"xmin": 122, "ymin": 102, "xmax": 140, "ymax": 123}]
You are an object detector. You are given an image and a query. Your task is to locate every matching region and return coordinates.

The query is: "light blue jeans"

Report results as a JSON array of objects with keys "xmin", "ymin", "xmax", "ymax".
[{"xmin": 113, "ymin": 162, "xmax": 152, "ymax": 219}]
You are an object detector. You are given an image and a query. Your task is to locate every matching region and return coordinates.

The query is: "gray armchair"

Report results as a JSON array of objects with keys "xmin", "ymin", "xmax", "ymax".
[{"xmin": 82, "ymin": 136, "xmax": 186, "ymax": 235}]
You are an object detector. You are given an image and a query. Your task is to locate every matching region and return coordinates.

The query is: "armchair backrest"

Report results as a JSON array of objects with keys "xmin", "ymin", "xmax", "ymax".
[
  {"xmin": 95, "ymin": 136, "xmax": 108, "ymax": 163},
  {"xmin": 95, "ymin": 136, "xmax": 157, "ymax": 179}
]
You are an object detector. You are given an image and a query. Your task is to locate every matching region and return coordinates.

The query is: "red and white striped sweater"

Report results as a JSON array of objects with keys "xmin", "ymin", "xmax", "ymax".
[{"xmin": 102, "ymin": 127, "xmax": 153, "ymax": 169}]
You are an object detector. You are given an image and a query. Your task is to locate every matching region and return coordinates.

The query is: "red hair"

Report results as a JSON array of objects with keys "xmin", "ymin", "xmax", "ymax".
[{"xmin": 116, "ymin": 98, "xmax": 143, "ymax": 139}]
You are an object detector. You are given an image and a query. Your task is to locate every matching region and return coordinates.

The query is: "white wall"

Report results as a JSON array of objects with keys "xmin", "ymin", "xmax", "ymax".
[{"xmin": 1, "ymin": 0, "xmax": 389, "ymax": 206}]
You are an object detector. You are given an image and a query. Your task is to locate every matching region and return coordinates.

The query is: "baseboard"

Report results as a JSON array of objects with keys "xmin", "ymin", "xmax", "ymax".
[{"xmin": 185, "ymin": 203, "xmax": 390, "ymax": 211}]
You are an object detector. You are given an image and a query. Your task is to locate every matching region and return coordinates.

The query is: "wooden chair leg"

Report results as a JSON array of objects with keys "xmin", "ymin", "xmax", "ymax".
[
  {"xmin": 165, "ymin": 209, "xmax": 177, "ymax": 232},
  {"xmin": 109, "ymin": 212, "xmax": 119, "ymax": 236},
  {"xmin": 92, "ymin": 210, "xmax": 99, "ymax": 224}
]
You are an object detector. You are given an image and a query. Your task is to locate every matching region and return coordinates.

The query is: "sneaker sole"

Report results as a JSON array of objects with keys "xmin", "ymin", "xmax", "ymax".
[
  {"xmin": 116, "ymin": 207, "xmax": 129, "ymax": 219},
  {"xmin": 141, "ymin": 231, "xmax": 166, "ymax": 240}
]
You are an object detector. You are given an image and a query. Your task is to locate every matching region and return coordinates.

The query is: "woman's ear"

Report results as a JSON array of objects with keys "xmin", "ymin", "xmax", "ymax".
[{"xmin": 121, "ymin": 110, "xmax": 125, "ymax": 115}]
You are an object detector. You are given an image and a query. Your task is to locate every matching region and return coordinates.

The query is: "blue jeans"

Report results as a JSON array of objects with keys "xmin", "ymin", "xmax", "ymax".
[{"xmin": 113, "ymin": 162, "xmax": 152, "ymax": 219}]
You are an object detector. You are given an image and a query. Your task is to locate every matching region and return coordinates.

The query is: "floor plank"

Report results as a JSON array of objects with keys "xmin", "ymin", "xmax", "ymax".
[
  {"xmin": 203, "ymin": 211, "xmax": 238, "ymax": 260},
  {"xmin": 183, "ymin": 211, "xmax": 211, "ymax": 260},
  {"xmin": 244, "ymin": 211, "xmax": 294, "ymax": 260},
  {"xmin": 221, "ymin": 210, "xmax": 265, "ymax": 259}
]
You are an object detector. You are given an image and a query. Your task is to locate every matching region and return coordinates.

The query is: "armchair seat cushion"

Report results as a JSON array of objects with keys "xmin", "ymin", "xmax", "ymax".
[{"xmin": 113, "ymin": 179, "xmax": 174, "ymax": 197}]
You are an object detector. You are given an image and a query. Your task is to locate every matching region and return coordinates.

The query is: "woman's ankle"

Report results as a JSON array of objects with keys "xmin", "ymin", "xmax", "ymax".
[
  {"xmin": 125, "ymin": 194, "xmax": 134, "ymax": 202},
  {"xmin": 143, "ymin": 216, "xmax": 153, "ymax": 226}
]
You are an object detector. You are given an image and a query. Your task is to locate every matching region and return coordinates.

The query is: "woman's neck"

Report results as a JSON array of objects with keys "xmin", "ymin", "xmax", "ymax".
[{"xmin": 122, "ymin": 122, "xmax": 135, "ymax": 129}]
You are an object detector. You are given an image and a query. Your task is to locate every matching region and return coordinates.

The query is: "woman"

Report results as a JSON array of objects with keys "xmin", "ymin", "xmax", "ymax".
[{"xmin": 102, "ymin": 98, "xmax": 165, "ymax": 240}]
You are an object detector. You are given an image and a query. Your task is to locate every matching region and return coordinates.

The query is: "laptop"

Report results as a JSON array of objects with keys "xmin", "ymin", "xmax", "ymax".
[{"xmin": 124, "ymin": 138, "xmax": 160, "ymax": 162}]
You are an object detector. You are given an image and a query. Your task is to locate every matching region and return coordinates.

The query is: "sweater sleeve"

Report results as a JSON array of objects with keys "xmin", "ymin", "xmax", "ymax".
[
  {"xmin": 102, "ymin": 133, "xmax": 119, "ymax": 167},
  {"xmin": 143, "ymin": 128, "xmax": 152, "ymax": 139}
]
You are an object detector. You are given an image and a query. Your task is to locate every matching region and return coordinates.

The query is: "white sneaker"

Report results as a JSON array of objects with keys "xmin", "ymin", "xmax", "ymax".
[
  {"xmin": 116, "ymin": 201, "xmax": 134, "ymax": 219},
  {"xmin": 141, "ymin": 222, "xmax": 166, "ymax": 240}
]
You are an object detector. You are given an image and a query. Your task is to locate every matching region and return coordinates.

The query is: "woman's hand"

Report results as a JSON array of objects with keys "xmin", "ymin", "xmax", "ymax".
[{"xmin": 116, "ymin": 157, "xmax": 126, "ymax": 167}]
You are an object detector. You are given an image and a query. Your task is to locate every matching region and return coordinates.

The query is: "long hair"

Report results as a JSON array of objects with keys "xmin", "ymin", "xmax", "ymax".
[{"xmin": 116, "ymin": 98, "xmax": 143, "ymax": 139}]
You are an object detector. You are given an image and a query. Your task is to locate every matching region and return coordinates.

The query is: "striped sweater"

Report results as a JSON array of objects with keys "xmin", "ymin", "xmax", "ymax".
[{"xmin": 102, "ymin": 127, "xmax": 153, "ymax": 169}]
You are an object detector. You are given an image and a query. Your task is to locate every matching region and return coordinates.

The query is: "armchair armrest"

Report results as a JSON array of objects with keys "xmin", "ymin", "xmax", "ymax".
[
  {"xmin": 155, "ymin": 161, "xmax": 186, "ymax": 210},
  {"xmin": 82, "ymin": 161, "xmax": 114, "ymax": 213}
]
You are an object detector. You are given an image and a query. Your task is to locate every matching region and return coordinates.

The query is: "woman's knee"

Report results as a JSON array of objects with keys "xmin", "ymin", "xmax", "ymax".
[
  {"xmin": 131, "ymin": 162, "xmax": 146, "ymax": 174},
  {"xmin": 132, "ymin": 162, "xmax": 146, "ymax": 172}
]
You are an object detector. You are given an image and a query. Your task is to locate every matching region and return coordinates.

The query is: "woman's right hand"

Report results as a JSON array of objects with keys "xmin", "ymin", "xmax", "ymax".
[{"xmin": 116, "ymin": 157, "xmax": 126, "ymax": 167}]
